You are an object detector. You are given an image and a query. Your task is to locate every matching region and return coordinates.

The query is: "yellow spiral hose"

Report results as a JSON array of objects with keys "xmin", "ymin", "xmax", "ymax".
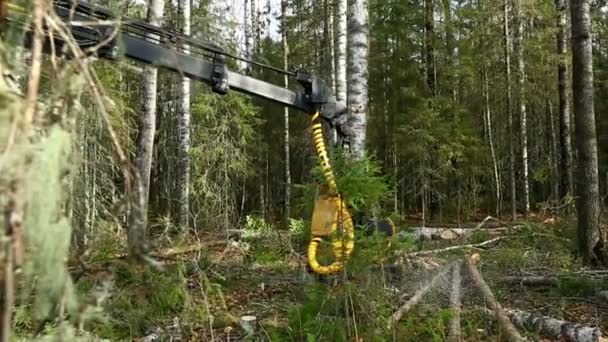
[{"xmin": 307, "ymin": 112, "xmax": 355, "ymax": 275}]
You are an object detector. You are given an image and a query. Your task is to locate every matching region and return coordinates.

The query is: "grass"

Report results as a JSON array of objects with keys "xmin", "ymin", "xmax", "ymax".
[{"xmin": 15, "ymin": 216, "xmax": 607, "ymax": 341}]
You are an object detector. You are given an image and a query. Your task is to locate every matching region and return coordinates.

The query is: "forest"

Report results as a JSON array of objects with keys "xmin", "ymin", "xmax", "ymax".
[{"xmin": 0, "ymin": 0, "xmax": 607, "ymax": 340}]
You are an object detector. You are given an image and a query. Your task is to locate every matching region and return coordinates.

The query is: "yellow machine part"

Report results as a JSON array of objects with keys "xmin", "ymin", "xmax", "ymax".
[{"xmin": 307, "ymin": 112, "xmax": 354, "ymax": 275}]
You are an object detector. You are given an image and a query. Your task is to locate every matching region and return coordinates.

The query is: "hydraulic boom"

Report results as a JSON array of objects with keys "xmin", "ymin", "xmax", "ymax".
[
  {"xmin": 6, "ymin": 0, "xmax": 350, "ymax": 135},
  {"xmin": 4, "ymin": 0, "xmax": 367, "ymax": 275}
]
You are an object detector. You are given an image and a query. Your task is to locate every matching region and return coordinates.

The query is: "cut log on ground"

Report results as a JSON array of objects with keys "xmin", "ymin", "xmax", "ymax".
[
  {"xmin": 388, "ymin": 261, "xmax": 456, "ymax": 328},
  {"xmin": 464, "ymin": 255, "xmax": 524, "ymax": 342},
  {"xmin": 410, "ymin": 227, "xmax": 507, "ymax": 241},
  {"xmin": 404, "ymin": 216, "xmax": 510, "ymax": 229},
  {"xmin": 448, "ymin": 263, "xmax": 462, "ymax": 342},
  {"xmin": 401, "ymin": 236, "xmax": 507, "ymax": 257},
  {"xmin": 477, "ymin": 306, "xmax": 604, "ymax": 342}
]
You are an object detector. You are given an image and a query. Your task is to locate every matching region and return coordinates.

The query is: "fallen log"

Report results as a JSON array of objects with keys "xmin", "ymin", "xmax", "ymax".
[
  {"xmin": 448, "ymin": 263, "xmax": 462, "ymax": 342},
  {"xmin": 404, "ymin": 216, "xmax": 508, "ymax": 229},
  {"xmin": 401, "ymin": 236, "xmax": 507, "ymax": 257},
  {"xmin": 464, "ymin": 255, "xmax": 524, "ymax": 342},
  {"xmin": 477, "ymin": 306, "xmax": 604, "ymax": 342},
  {"xmin": 410, "ymin": 227, "xmax": 507, "ymax": 241},
  {"xmin": 388, "ymin": 261, "xmax": 456, "ymax": 328}
]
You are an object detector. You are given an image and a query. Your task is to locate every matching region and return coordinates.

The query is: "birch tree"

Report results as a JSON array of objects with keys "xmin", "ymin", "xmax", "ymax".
[
  {"xmin": 282, "ymin": 0, "xmax": 291, "ymax": 220},
  {"xmin": 504, "ymin": 0, "xmax": 516, "ymax": 220},
  {"xmin": 346, "ymin": 0, "xmax": 369, "ymax": 159},
  {"xmin": 555, "ymin": 0, "xmax": 573, "ymax": 205},
  {"xmin": 570, "ymin": 0, "xmax": 607, "ymax": 265},
  {"xmin": 336, "ymin": 0, "xmax": 347, "ymax": 103},
  {"xmin": 177, "ymin": 0, "xmax": 191, "ymax": 229},
  {"xmin": 129, "ymin": 0, "xmax": 164, "ymax": 254},
  {"xmin": 514, "ymin": 0, "xmax": 529, "ymax": 214}
]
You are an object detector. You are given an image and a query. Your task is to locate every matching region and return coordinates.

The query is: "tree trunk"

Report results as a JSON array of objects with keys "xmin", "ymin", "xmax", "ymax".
[
  {"xmin": 244, "ymin": 0, "xmax": 252, "ymax": 74},
  {"xmin": 570, "ymin": 0, "xmax": 607, "ymax": 266},
  {"xmin": 346, "ymin": 0, "xmax": 369, "ymax": 160},
  {"xmin": 425, "ymin": 0, "xmax": 436, "ymax": 95},
  {"xmin": 177, "ymin": 0, "xmax": 191, "ymax": 230},
  {"xmin": 336, "ymin": 0, "xmax": 347, "ymax": 103},
  {"xmin": 484, "ymin": 66, "xmax": 501, "ymax": 217},
  {"xmin": 504, "ymin": 0, "xmax": 516, "ymax": 220},
  {"xmin": 442, "ymin": 0, "xmax": 456, "ymax": 100},
  {"xmin": 328, "ymin": 0, "xmax": 336, "ymax": 93},
  {"xmin": 548, "ymin": 100, "xmax": 560, "ymax": 203},
  {"xmin": 514, "ymin": 0, "xmax": 529, "ymax": 214},
  {"xmin": 325, "ymin": 0, "xmax": 338, "ymax": 146},
  {"xmin": 130, "ymin": 0, "xmax": 165, "ymax": 245},
  {"xmin": 282, "ymin": 0, "xmax": 291, "ymax": 222},
  {"xmin": 556, "ymin": 0, "xmax": 574, "ymax": 206}
]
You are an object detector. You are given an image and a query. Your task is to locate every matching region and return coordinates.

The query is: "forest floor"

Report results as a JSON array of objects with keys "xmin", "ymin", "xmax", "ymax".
[{"xmin": 16, "ymin": 214, "xmax": 608, "ymax": 341}]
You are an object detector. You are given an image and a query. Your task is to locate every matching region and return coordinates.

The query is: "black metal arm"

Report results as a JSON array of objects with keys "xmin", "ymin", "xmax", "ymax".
[{"xmin": 16, "ymin": 0, "xmax": 349, "ymax": 133}]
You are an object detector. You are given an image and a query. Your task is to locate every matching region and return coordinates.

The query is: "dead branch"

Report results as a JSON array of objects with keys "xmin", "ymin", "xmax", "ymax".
[
  {"xmin": 448, "ymin": 262, "xmax": 462, "ymax": 342},
  {"xmin": 388, "ymin": 261, "xmax": 455, "ymax": 328},
  {"xmin": 402, "ymin": 236, "xmax": 507, "ymax": 257},
  {"xmin": 464, "ymin": 255, "xmax": 524, "ymax": 342},
  {"xmin": 477, "ymin": 306, "xmax": 603, "ymax": 342}
]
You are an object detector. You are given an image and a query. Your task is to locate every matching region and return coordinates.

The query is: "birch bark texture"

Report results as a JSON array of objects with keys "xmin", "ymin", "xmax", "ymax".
[
  {"xmin": 134, "ymin": 0, "xmax": 164, "ymax": 208},
  {"xmin": 282, "ymin": 0, "xmax": 291, "ymax": 221},
  {"xmin": 129, "ymin": 0, "xmax": 164, "ymax": 254},
  {"xmin": 177, "ymin": 0, "xmax": 191, "ymax": 229},
  {"xmin": 336, "ymin": 0, "xmax": 347, "ymax": 103},
  {"xmin": 346, "ymin": 0, "xmax": 369, "ymax": 160},
  {"xmin": 570, "ymin": 0, "xmax": 606, "ymax": 265},
  {"xmin": 514, "ymin": 0, "xmax": 529, "ymax": 214},
  {"xmin": 555, "ymin": 0, "xmax": 573, "ymax": 203}
]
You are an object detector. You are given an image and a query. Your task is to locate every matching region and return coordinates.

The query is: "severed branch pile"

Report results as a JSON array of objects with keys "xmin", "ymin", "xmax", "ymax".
[{"xmin": 388, "ymin": 253, "xmax": 606, "ymax": 342}]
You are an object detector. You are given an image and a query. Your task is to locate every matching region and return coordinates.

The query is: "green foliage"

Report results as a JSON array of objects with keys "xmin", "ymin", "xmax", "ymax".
[
  {"xmin": 91, "ymin": 263, "xmax": 190, "ymax": 339},
  {"xmin": 295, "ymin": 152, "xmax": 392, "ymax": 219},
  {"xmin": 190, "ymin": 91, "xmax": 265, "ymax": 230}
]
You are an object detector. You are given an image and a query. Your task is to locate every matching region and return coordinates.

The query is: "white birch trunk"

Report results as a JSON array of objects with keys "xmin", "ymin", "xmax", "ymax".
[
  {"xmin": 346, "ymin": 0, "xmax": 369, "ymax": 159},
  {"xmin": 129, "ymin": 0, "xmax": 165, "ymax": 252},
  {"xmin": 335, "ymin": 0, "xmax": 347, "ymax": 103},
  {"xmin": 514, "ymin": 0, "xmax": 530, "ymax": 214},
  {"xmin": 177, "ymin": 0, "xmax": 191, "ymax": 229},
  {"xmin": 504, "ymin": 0, "xmax": 516, "ymax": 220},
  {"xmin": 484, "ymin": 67, "xmax": 501, "ymax": 216},
  {"xmin": 328, "ymin": 1, "xmax": 336, "ymax": 93},
  {"xmin": 134, "ymin": 0, "xmax": 164, "ymax": 209},
  {"xmin": 282, "ymin": 0, "xmax": 291, "ymax": 221}
]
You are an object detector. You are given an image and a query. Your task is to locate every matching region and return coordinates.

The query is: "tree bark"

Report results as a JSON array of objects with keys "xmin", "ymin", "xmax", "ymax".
[
  {"xmin": 346, "ymin": 0, "xmax": 369, "ymax": 160},
  {"xmin": 177, "ymin": 0, "xmax": 191, "ymax": 230},
  {"xmin": 484, "ymin": 66, "xmax": 501, "ymax": 217},
  {"xmin": 282, "ymin": 0, "xmax": 291, "ymax": 222},
  {"xmin": 425, "ymin": 0, "xmax": 436, "ymax": 95},
  {"xmin": 464, "ymin": 256, "xmax": 524, "ymax": 341},
  {"xmin": 447, "ymin": 263, "xmax": 462, "ymax": 342},
  {"xmin": 555, "ymin": 0, "xmax": 574, "ymax": 205},
  {"xmin": 570, "ymin": 0, "xmax": 606, "ymax": 266},
  {"xmin": 327, "ymin": 0, "xmax": 336, "ymax": 93},
  {"xmin": 442, "ymin": 0, "xmax": 456, "ymax": 100},
  {"xmin": 478, "ymin": 306, "xmax": 602, "ymax": 342},
  {"xmin": 336, "ymin": 0, "xmax": 347, "ymax": 103},
  {"xmin": 548, "ymin": 100, "xmax": 560, "ymax": 203},
  {"xmin": 504, "ymin": 0, "xmax": 516, "ymax": 220},
  {"xmin": 130, "ymin": 0, "xmax": 165, "ymax": 247},
  {"xmin": 514, "ymin": 0, "xmax": 529, "ymax": 214}
]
